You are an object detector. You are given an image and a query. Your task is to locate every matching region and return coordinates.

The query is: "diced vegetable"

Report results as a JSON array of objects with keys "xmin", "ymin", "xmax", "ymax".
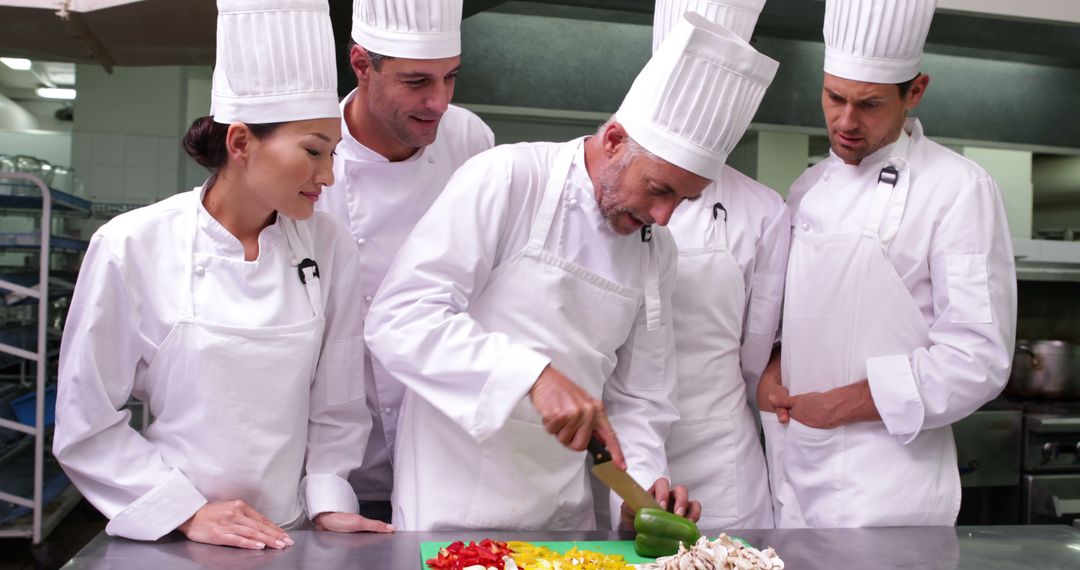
[
  {"xmin": 633, "ymin": 507, "xmax": 701, "ymax": 558},
  {"xmin": 507, "ymin": 541, "xmax": 634, "ymax": 570},
  {"xmin": 426, "ymin": 539, "xmax": 514, "ymax": 570}
]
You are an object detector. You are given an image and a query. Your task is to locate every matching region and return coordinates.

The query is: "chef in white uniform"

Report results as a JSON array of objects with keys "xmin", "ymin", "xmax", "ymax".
[
  {"xmin": 758, "ymin": 0, "xmax": 1017, "ymax": 528},
  {"xmin": 365, "ymin": 13, "xmax": 776, "ymax": 531},
  {"xmin": 653, "ymin": 0, "xmax": 786, "ymax": 530},
  {"xmin": 53, "ymin": 0, "xmax": 389, "ymax": 549},
  {"xmin": 315, "ymin": 0, "xmax": 493, "ymax": 524}
]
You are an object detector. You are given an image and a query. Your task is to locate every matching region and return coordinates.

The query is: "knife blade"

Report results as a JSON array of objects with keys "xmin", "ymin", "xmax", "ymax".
[{"xmin": 587, "ymin": 436, "xmax": 663, "ymax": 514}]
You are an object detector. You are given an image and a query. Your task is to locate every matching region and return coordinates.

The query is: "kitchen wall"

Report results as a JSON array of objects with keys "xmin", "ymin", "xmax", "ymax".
[
  {"xmin": 0, "ymin": 130, "xmax": 70, "ymax": 165},
  {"xmin": 71, "ymin": 64, "xmax": 210, "ymax": 206}
]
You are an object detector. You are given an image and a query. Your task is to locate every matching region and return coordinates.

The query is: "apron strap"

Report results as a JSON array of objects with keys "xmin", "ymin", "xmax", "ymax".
[
  {"xmin": 879, "ymin": 159, "xmax": 910, "ymax": 248},
  {"xmin": 707, "ymin": 180, "xmax": 729, "ymax": 251},
  {"xmin": 280, "ymin": 215, "xmax": 325, "ymax": 319},
  {"xmin": 640, "ymin": 233, "xmax": 662, "ymax": 331},
  {"xmin": 861, "ymin": 160, "xmax": 908, "ymax": 248},
  {"xmin": 861, "ymin": 130, "xmax": 913, "ymax": 249},
  {"xmin": 527, "ymin": 139, "xmax": 582, "ymax": 250}
]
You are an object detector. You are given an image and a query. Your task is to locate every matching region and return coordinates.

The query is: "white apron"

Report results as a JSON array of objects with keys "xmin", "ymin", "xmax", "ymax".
[
  {"xmin": 667, "ymin": 183, "xmax": 774, "ymax": 530},
  {"xmin": 140, "ymin": 206, "xmax": 325, "ymax": 527},
  {"xmin": 392, "ymin": 139, "xmax": 661, "ymax": 530},
  {"xmin": 765, "ymin": 149, "xmax": 961, "ymax": 528}
]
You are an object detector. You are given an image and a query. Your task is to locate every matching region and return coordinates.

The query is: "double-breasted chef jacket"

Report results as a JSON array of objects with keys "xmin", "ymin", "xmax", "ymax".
[
  {"xmin": 764, "ymin": 118, "xmax": 1017, "ymax": 528},
  {"xmin": 54, "ymin": 189, "xmax": 370, "ymax": 540}
]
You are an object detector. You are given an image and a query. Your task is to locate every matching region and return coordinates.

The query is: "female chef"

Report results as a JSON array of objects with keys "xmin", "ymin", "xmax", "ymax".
[{"xmin": 53, "ymin": 0, "xmax": 389, "ymax": 550}]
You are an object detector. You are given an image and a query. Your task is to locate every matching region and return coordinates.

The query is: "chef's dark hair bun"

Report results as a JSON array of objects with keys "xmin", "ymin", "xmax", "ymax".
[
  {"xmin": 183, "ymin": 116, "xmax": 283, "ymax": 170},
  {"xmin": 183, "ymin": 116, "xmax": 228, "ymax": 170}
]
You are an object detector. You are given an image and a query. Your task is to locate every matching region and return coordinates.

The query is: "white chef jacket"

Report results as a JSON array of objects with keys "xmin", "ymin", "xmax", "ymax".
[
  {"xmin": 667, "ymin": 165, "xmax": 789, "ymax": 403},
  {"xmin": 366, "ymin": 140, "xmax": 679, "ymax": 503},
  {"xmin": 54, "ymin": 189, "xmax": 370, "ymax": 536},
  {"xmin": 786, "ymin": 118, "xmax": 1017, "ymax": 441},
  {"xmin": 316, "ymin": 90, "xmax": 493, "ymax": 501}
]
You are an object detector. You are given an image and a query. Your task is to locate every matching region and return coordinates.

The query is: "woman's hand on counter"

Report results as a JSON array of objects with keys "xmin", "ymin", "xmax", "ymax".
[
  {"xmin": 177, "ymin": 499, "xmax": 293, "ymax": 550},
  {"xmin": 313, "ymin": 512, "xmax": 394, "ymax": 533}
]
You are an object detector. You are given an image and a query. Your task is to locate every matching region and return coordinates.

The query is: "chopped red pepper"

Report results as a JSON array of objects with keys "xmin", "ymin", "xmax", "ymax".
[{"xmin": 426, "ymin": 539, "xmax": 514, "ymax": 570}]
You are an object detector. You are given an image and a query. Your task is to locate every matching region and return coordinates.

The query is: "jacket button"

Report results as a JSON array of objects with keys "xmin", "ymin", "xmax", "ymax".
[
  {"xmin": 364, "ymin": 295, "xmax": 373, "ymax": 302},
  {"xmin": 427, "ymin": 155, "xmax": 436, "ymax": 164},
  {"xmin": 383, "ymin": 407, "xmax": 392, "ymax": 415},
  {"xmin": 194, "ymin": 265, "xmax": 206, "ymax": 276},
  {"xmin": 356, "ymin": 238, "xmax": 366, "ymax": 246}
]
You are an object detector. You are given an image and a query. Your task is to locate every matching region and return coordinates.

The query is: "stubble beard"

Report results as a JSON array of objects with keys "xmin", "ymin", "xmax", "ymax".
[
  {"xmin": 596, "ymin": 159, "xmax": 635, "ymax": 234},
  {"xmin": 830, "ymin": 115, "xmax": 907, "ymax": 164},
  {"xmin": 369, "ymin": 89, "xmax": 439, "ymax": 149}
]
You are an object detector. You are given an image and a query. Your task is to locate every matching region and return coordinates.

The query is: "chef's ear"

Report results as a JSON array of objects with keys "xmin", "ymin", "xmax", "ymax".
[
  {"xmin": 225, "ymin": 123, "xmax": 254, "ymax": 166},
  {"xmin": 350, "ymin": 44, "xmax": 376, "ymax": 84},
  {"xmin": 601, "ymin": 121, "xmax": 630, "ymax": 160},
  {"xmin": 904, "ymin": 73, "xmax": 930, "ymax": 111}
]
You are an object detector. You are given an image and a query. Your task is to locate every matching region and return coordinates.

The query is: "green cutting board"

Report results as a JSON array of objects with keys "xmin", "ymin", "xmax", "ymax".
[{"xmin": 420, "ymin": 540, "xmax": 654, "ymax": 567}]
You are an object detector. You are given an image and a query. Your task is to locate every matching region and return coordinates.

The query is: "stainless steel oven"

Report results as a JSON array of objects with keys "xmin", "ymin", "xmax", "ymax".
[
  {"xmin": 1022, "ymin": 411, "xmax": 1080, "ymax": 524},
  {"xmin": 953, "ymin": 407, "xmax": 1022, "ymax": 525}
]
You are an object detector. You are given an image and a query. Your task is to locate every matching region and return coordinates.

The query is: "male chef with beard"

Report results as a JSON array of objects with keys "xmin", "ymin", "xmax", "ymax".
[{"xmin": 366, "ymin": 13, "xmax": 777, "ymax": 530}]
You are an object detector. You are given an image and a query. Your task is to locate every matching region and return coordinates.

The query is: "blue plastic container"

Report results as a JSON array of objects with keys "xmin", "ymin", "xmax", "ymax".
[{"xmin": 10, "ymin": 386, "xmax": 56, "ymax": 427}]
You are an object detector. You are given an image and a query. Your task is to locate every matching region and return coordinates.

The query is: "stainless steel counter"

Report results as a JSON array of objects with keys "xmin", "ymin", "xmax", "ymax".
[{"xmin": 64, "ymin": 525, "xmax": 1080, "ymax": 569}]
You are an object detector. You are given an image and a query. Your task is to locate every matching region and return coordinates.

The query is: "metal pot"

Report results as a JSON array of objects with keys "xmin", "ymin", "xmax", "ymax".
[{"xmin": 1006, "ymin": 340, "xmax": 1080, "ymax": 400}]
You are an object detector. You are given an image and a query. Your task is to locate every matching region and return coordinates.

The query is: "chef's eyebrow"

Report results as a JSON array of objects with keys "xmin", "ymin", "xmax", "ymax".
[
  {"xmin": 825, "ymin": 87, "xmax": 883, "ymax": 104},
  {"xmin": 398, "ymin": 65, "xmax": 462, "ymax": 80},
  {"xmin": 309, "ymin": 133, "xmax": 334, "ymax": 143}
]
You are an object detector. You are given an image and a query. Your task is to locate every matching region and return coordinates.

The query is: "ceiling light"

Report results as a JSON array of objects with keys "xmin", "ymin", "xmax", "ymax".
[
  {"xmin": 36, "ymin": 87, "xmax": 76, "ymax": 100},
  {"xmin": 1, "ymin": 57, "xmax": 32, "ymax": 71}
]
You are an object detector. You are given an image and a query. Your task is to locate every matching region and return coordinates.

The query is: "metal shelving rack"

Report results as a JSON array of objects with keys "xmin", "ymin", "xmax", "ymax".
[{"xmin": 0, "ymin": 171, "xmax": 88, "ymax": 544}]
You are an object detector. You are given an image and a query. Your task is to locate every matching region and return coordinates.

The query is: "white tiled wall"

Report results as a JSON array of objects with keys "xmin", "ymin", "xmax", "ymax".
[
  {"xmin": 72, "ymin": 132, "xmax": 185, "ymax": 204},
  {"xmin": 71, "ymin": 64, "xmax": 212, "ymax": 206}
]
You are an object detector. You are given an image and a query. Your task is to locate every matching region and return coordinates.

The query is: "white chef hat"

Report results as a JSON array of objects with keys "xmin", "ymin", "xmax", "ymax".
[
  {"xmin": 653, "ymin": 0, "xmax": 766, "ymax": 50},
  {"xmin": 617, "ymin": 12, "xmax": 778, "ymax": 181},
  {"xmin": 823, "ymin": 0, "xmax": 937, "ymax": 84},
  {"xmin": 351, "ymin": 0, "xmax": 462, "ymax": 59},
  {"xmin": 211, "ymin": 0, "xmax": 338, "ymax": 124}
]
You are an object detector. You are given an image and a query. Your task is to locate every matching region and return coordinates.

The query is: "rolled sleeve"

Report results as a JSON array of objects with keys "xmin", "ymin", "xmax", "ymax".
[
  {"xmin": 866, "ymin": 354, "xmax": 925, "ymax": 443},
  {"xmin": 303, "ymin": 473, "xmax": 359, "ymax": 518},
  {"xmin": 882, "ymin": 175, "xmax": 1016, "ymax": 437},
  {"xmin": 105, "ymin": 469, "xmax": 206, "ymax": 541}
]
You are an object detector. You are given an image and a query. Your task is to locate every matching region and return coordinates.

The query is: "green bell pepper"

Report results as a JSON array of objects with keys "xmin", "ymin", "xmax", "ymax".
[{"xmin": 633, "ymin": 507, "xmax": 701, "ymax": 558}]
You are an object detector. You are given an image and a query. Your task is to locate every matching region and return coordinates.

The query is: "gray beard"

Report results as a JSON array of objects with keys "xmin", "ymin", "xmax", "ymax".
[{"xmin": 595, "ymin": 155, "xmax": 633, "ymax": 233}]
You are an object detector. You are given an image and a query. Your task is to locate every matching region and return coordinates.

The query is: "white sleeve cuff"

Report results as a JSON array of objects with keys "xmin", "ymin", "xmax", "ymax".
[
  {"xmin": 302, "ymin": 473, "xmax": 358, "ymax": 519},
  {"xmin": 105, "ymin": 469, "xmax": 207, "ymax": 541},
  {"xmin": 469, "ymin": 345, "xmax": 551, "ymax": 442},
  {"xmin": 866, "ymin": 354, "xmax": 925, "ymax": 444}
]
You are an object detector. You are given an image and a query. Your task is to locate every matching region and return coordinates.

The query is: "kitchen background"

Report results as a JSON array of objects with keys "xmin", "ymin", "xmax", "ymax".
[{"xmin": 0, "ymin": 0, "xmax": 1078, "ymax": 563}]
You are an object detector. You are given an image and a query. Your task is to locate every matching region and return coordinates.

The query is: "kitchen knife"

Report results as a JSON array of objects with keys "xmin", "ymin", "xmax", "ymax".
[{"xmin": 587, "ymin": 436, "xmax": 664, "ymax": 513}]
